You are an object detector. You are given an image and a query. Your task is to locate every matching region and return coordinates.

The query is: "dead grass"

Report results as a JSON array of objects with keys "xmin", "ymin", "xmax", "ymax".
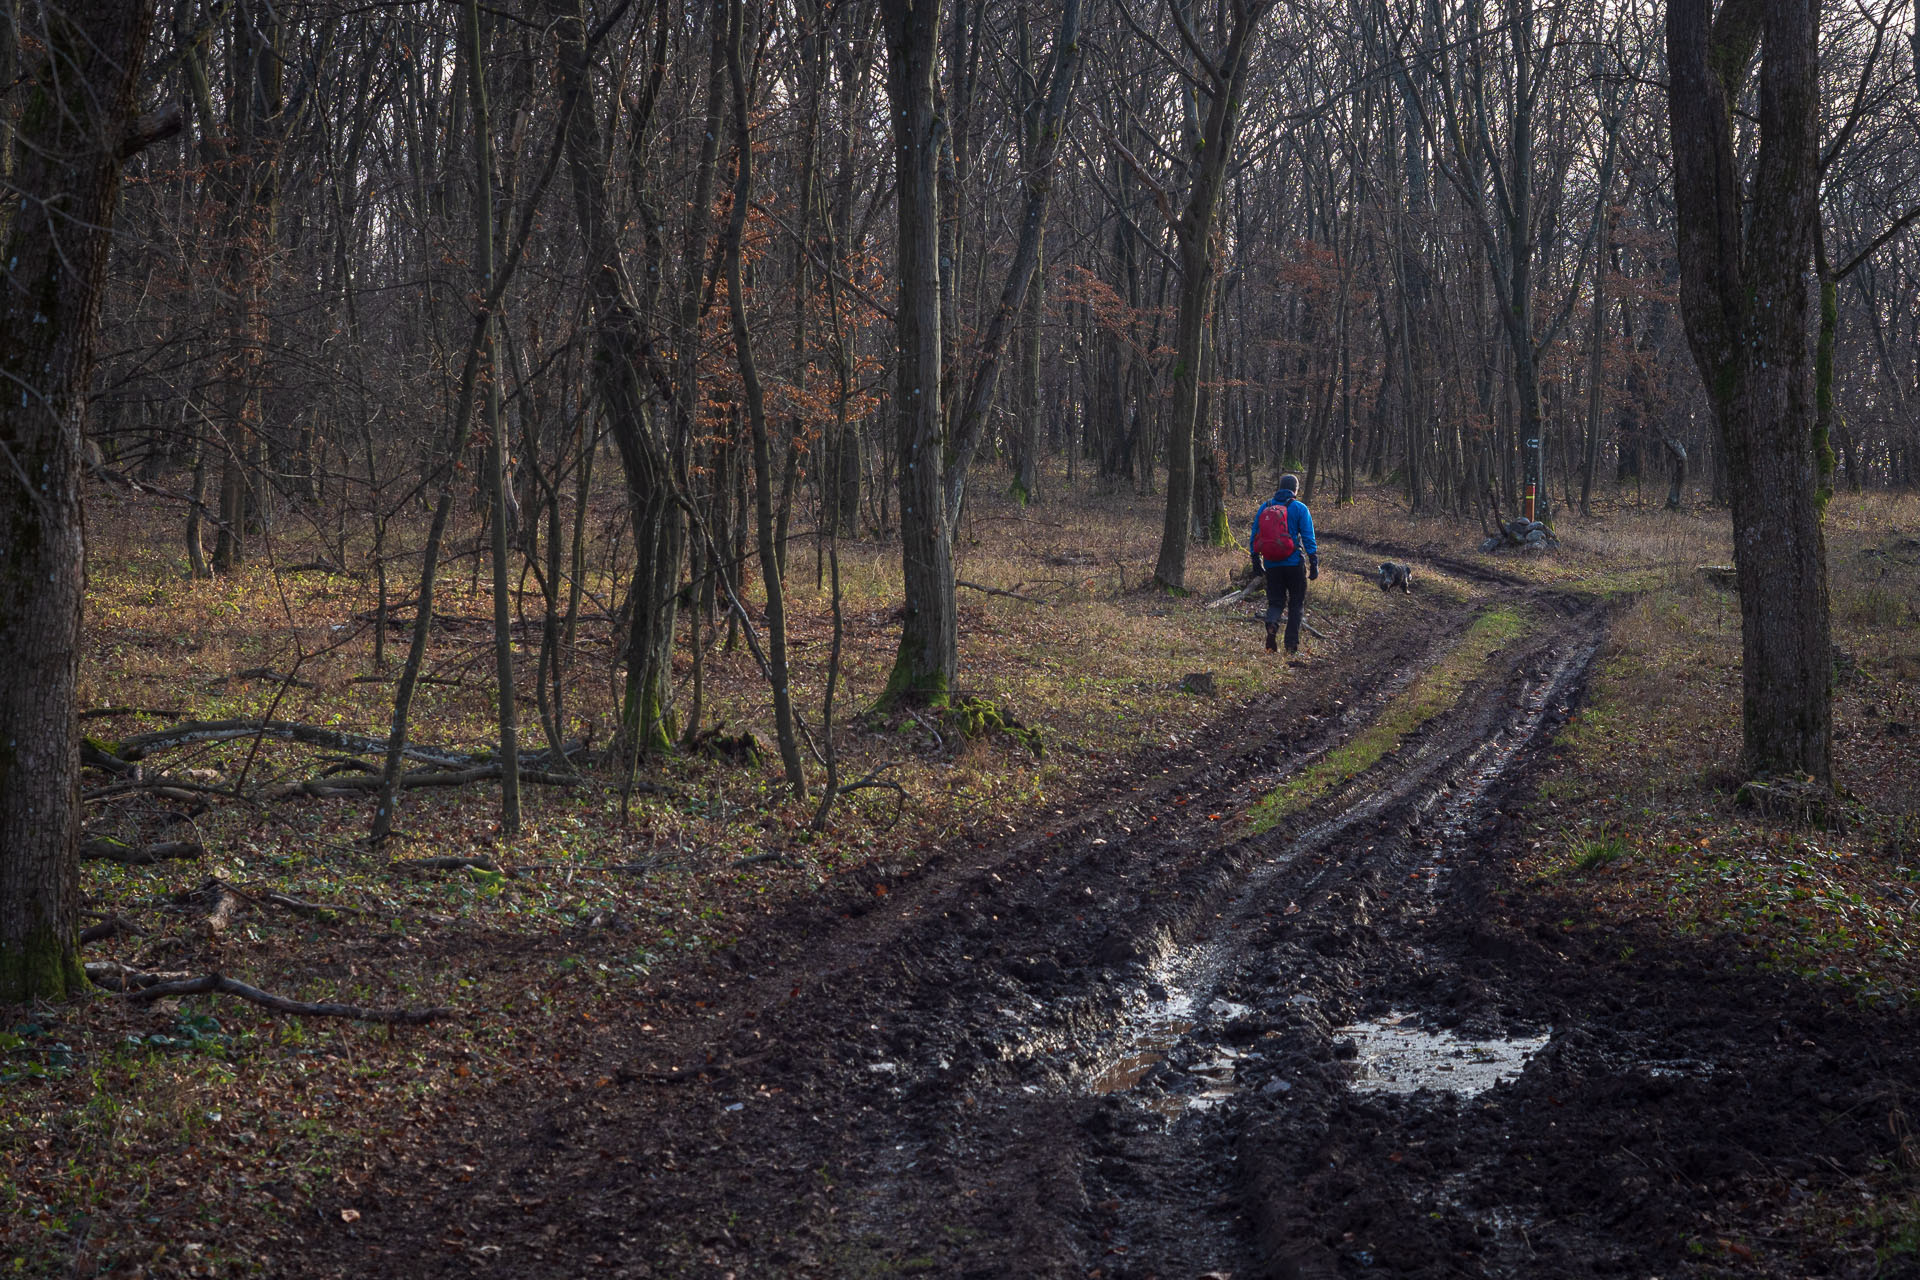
[{"xmin": 14, "ymin": 471, "xmax": 1917, "ymax": 1276}]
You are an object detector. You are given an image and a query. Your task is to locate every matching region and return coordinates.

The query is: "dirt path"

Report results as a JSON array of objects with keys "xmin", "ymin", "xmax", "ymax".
[{"xmin": 295, "ymin": 568, "xmax": 1920, "ymax": 1279}]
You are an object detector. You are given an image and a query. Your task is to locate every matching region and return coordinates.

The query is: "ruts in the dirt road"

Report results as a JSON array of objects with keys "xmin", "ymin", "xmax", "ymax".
[{"xmin": 298, "ymin": 563, "xmax": 1920, "ymax": 1280}]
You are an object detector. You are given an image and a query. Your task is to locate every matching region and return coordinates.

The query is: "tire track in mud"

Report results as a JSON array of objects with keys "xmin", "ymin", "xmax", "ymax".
[
  {"xmin": 833, "ymin": 598, "xmax": 1602, "ymax": 1279},
  {"xmin": 298, "ymin": 580, "xmax": 1604, "ymax": 1280}
]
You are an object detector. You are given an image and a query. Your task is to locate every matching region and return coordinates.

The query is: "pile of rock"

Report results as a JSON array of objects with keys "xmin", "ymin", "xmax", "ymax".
[{"xmin": 1479, "ymin": 518, "xmax": 1557, "ymax": 554}]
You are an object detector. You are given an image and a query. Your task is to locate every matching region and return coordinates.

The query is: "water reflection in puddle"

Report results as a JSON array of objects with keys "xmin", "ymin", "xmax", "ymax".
[{"xmin": 1338, "ymin": 1011, "xmax": 1548, "ymax": 1096}]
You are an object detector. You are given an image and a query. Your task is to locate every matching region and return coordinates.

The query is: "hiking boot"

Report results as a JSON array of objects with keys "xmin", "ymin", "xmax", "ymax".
[{"xmin": 1265, "ymin": 623, "xmax": 1279, "ymax": 652}]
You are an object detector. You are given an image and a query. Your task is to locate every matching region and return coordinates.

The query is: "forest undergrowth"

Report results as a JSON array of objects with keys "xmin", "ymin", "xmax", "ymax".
[{"xmin": 3, "ymin": 478, "xmax": 1917, "ymax": 1277}]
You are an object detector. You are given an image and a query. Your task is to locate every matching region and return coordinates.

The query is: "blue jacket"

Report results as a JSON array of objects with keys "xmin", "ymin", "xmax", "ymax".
[{"xmin": 1250, "ymin": 491, "xmax": 1316, "ymax": 569}]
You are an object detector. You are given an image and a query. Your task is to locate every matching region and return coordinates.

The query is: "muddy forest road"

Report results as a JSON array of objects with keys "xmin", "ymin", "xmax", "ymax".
[{"xmin": 305, "ymin": 552, "xmax": 1920, "ymax": 1280}]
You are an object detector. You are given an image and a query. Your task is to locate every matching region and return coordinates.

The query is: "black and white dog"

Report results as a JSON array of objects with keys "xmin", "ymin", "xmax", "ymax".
[{"xmin": 1377, "ymin": 561, "xmax": 1414, "ymax": 593}]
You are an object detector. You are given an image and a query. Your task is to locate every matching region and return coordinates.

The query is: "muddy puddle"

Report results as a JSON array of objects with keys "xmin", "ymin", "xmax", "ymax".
[
  {"xmin": 1336, "ymin": 1011, "xmax": 1549, "ymax": 1096},
  {"xmin": 1075, "ymin": 635, "xmax": 1595, "ymax": 1119},
  {"xmin": 1089, "ymin": 990, "xmax": 1254, "ymax": 1116}
]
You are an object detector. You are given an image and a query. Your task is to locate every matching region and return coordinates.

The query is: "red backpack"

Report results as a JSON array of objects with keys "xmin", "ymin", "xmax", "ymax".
[{"xmin": 1253, "ymin": 500, "xmax": 1296, "ymax": 561}]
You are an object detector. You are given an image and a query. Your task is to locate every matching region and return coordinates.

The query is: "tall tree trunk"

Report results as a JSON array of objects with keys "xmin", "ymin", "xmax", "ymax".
[
  {"xmin": 185, "ymin": 1, "xmax": 282, "ymax": 574},
  {"xmin": 550, "ymin": 0, "xmax": 685, "ymax": 758},
  {"xmin": 879, "ymin": 0, "xmax": 956, "ymax": 704},
  {"xmin": 1668, "ymin": 0, "xmax": 1832, "ymax": 783},
  {"xmin": 1151, "ymin": 3, "xmax": 1271, "ymax": 591},
  {"xmin": 0, "ymin": 0, "xmax": 155, "ymax": 1002}
]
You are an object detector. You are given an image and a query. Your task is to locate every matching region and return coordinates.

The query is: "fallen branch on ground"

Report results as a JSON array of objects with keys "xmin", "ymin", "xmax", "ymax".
[
  {"xmin": 115, "ymin": 719, "xmax": 477, "ymax": 768},
  {"xmin": 1204, "ymin": 584, "xmax": 1258, "ymax": 609},
  {"xmin": 81, "ymin": 741, "xmax": 140, "ymax": 776},
  {"xmin": 263, "ymin": 763, "xmax": 589, "ymax": 800},
  {"xmin": 87, "ymin": 965, "xmax": 449, "ymax": 1024},
  {"xmin": 82, "ymin": 778, "xmax": 234, "ymax": 804},
  {"xmin": 349, "ymin": 674, "xmax": 469, "ymax": 688},
  {"xmin": 819, "ymin": 762, "xmax": 909, "ymax": 832},
  {"xmin": 79, "ymin": 915, "xmax": 141, "ymax": 945},
  {"xmin": 957, "ymin": 578, "xmax": 1045, "ymax": 604},
  {"xmin": 209, "ymin": 667, "xmax": 314, "ymax": 689},
  {"xmin": 390, "ymin": 855, "xmax": 504, "ymax": 875},
  {"xmin": 79, "ymin": 706, "xmax": 189, "ymax": 721},
  {"xmin": 258, "ymin": 890, "xmax": 361, "ymax": 920},
  {"xmin": 85, "ymin": 962, "xmax": 192, "ymax": 989},
  {"xmin": 280, "ymin": 560, "xmax": 363, "ymax": 578},
  {"xmin": 81, "ymin": 838, "xmax": 205, "ymax": 865}
]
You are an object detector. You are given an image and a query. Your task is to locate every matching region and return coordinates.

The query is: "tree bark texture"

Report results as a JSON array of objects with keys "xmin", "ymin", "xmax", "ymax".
[
  {"xmin": 0, "ymin": 0, "xmax": 155, "ymax": 1002},
  {"xmin": 1668, "ymin": 0, "xmax": 1832, "ymax": 782}
]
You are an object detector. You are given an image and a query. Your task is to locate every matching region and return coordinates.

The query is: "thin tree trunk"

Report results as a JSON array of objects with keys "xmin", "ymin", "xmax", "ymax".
[
  {"xmin": 1151, "ymin": 3, "xmax": 1271, "ymax": 591},
  {"xmin": 724, "ymin": 0, "xmax": 805, "ymax": 796},
  {"xmin": 468, "ymin": 0, "xmax": 520, "ymax": 833}
]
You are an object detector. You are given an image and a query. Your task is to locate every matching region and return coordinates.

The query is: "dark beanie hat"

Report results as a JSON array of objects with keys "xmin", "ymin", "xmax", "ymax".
[{"xmin": 1278, "ymin": 473, "xmax": 1300, "ymax": 494}]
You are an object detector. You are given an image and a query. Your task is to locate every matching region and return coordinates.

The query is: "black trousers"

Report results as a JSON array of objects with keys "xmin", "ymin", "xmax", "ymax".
[{"xmin": 1264, "ymin": 562, "xmax": 1307, "ymax": 652}]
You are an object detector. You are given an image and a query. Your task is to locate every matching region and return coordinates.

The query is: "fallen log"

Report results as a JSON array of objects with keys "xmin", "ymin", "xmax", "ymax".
[
  {"xmin": 84, "ymin": 961, "xmax": 193, "ymax": 990},
  {"xmin": 81, "ymin": 837, "xmax": 205, "ymax": 865},
  {"xmin": 280, "ymin": 560, "xmax": 363, "ymax": 578},
  {"xmin": 82, "ymin": 778, "xmax": 231, "ymax": 804},
  {"xmin": 171, "ymin": 879, "xmax": 242, "ymax": 937},
  {"xmin": 89, "ymin": 966, "xmax": 449, "ymax": 1024},
  {"xmin": 79, "ymin": 915, "xmax": 141, "ymax": 945},
  {"xmin": 81, "ymin": 739, "xmax": 139, "ymax": 776},
  {"xmin": 264, "ymin": 763, "xmax": 587, "ymax": 800},
  {"xmin": 115, "ymin": 719, "xmax": 476, "ymax": 769}
]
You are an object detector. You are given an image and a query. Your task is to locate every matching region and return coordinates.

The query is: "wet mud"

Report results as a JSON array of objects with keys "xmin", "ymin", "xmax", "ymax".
[{"xmin": 298, "ymin": 574, "xmax": 1920, "ymax": 1279}]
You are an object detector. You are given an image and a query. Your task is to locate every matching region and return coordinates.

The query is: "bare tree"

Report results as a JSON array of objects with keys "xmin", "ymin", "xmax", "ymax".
[
  {"xmin": 1668, "ymin": 0, "xmax": 1832, "ymax": 782},
  {"xmin": 1, "ymin": 0, "xmax": 158, "ymax": 1001}
]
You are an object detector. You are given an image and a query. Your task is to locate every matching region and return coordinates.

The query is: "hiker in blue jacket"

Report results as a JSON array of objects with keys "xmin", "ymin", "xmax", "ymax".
[{"xmin": 1249, "ymin": 474, "xmax": 1318, "ymax": 659}]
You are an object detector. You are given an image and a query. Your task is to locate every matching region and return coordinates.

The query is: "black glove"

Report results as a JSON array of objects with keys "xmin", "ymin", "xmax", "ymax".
[
  {"xmin": 1251, "ymin": 552, "xmax": 1263, "ymax": 572},
  {"xmin": 1308, "ymin": 556, "xmax": 1319, "ymax": 581}
]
